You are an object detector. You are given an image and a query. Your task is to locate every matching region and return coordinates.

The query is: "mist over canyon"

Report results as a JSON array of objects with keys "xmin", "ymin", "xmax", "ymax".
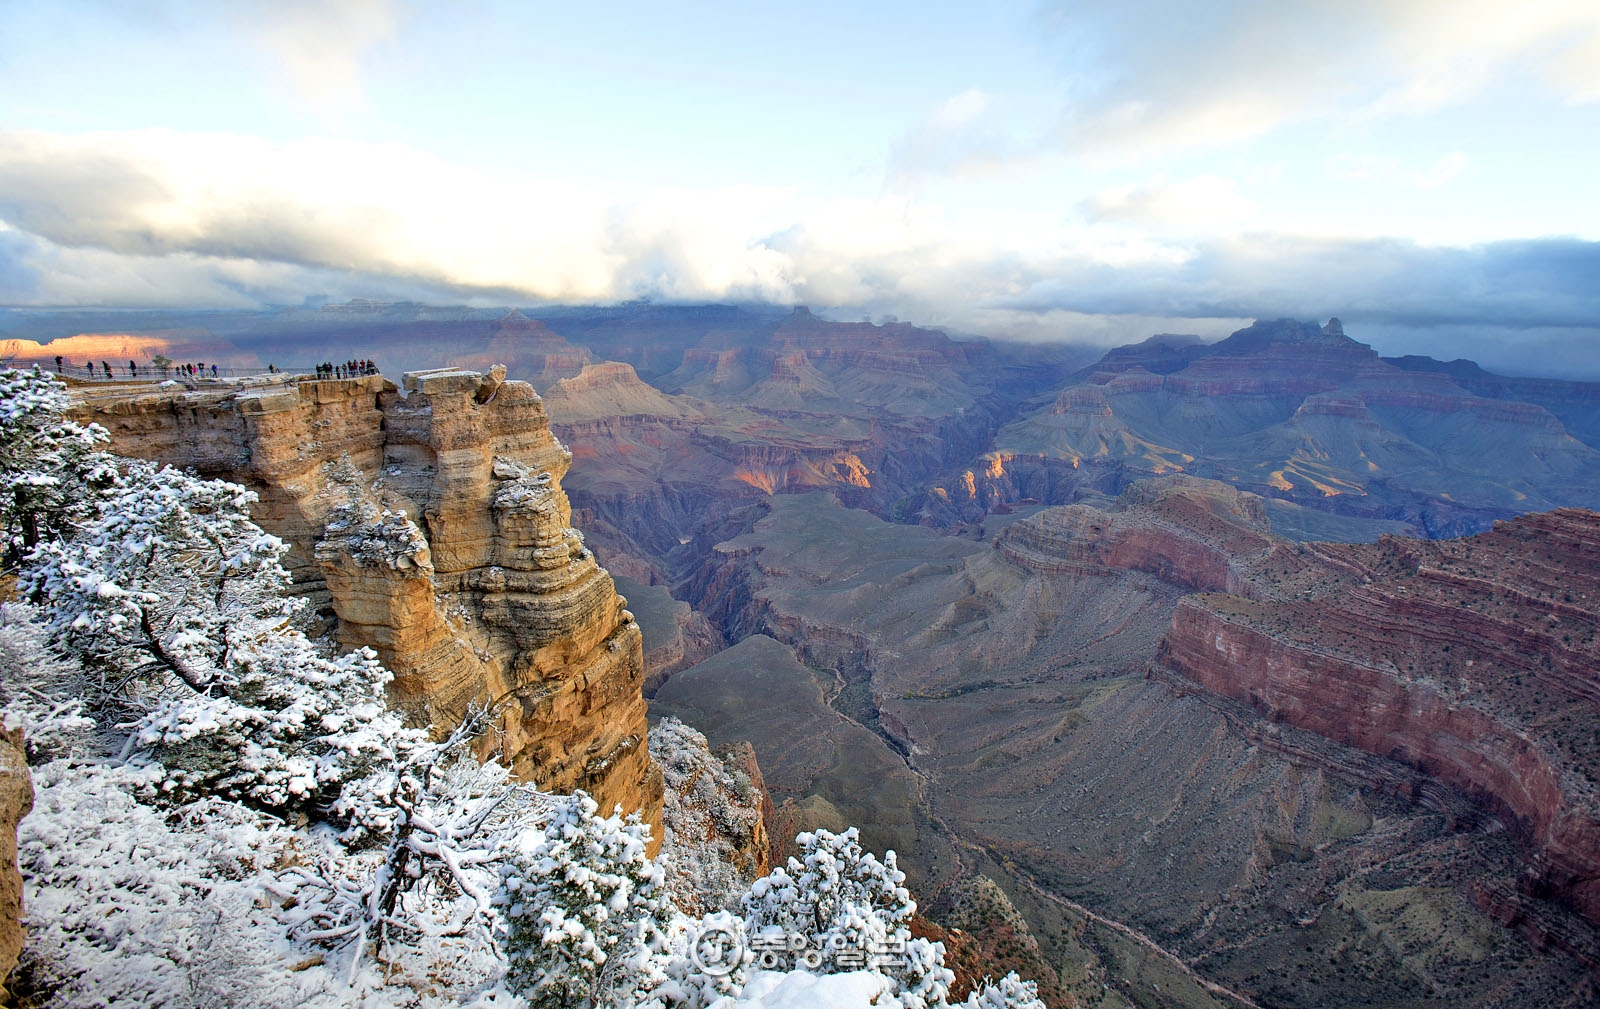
[{"xmin": 14, "ymin": 302, "xmax": 1600, "ymax": 1008}]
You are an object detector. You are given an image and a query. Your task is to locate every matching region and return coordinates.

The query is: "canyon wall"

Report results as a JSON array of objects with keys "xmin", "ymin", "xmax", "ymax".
[
  {"xmin": 72, "ymin": 369, "xmax": 663, "ymax": 847},
  {"xmin": 1158, "ymin": 509, "xmax": 1600, "ymax": 923},
  {"xmin": 995, "ymin": 475, "xmax": 1276, "ymax": 591}
]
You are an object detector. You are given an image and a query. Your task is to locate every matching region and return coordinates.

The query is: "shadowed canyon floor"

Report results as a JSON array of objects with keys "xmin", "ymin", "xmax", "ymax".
[{"xmin": 652, "ymin": 488, "xmax": 1600, "ymax": 1008}]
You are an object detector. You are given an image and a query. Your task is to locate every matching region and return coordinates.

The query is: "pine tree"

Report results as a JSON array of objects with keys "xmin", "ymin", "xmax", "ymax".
[
  {"xmin": 21, "ymin": 459, "xmax": 429, "ymax": 826},
  {"xmin": 500, "ymin": 792, "xmax": 669, "ymax": 1008},
  {"xmin": 0, "ymin": 367, "xmax": 115, "ymax": 568}
]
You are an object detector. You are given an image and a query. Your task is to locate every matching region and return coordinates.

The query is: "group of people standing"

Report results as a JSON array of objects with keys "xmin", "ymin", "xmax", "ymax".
[
  {"xmin": 51, "ymin": 356, "xmax": 217, "ymax": 379},
  {"xmin": 42, "ymin": 355, "xmax": 379, "ymax": 381},
  {"xmin": 316, "ymin": 359, "xmax": 379, "ymax": 380}
]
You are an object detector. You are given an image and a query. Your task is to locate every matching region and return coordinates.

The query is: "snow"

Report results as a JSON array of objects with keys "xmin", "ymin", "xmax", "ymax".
[
  {"xmin": 710, "ymin": 969, "xmax": 896, "ymax": 1008},
  {"xmin": 0, "ymin": 368, "xmax": 1048, "ymax": 1009}
]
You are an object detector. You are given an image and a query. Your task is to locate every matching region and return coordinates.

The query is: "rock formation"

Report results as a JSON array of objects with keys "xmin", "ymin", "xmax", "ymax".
[
  {"xmin": 0, "ymin": 731, "xmax": 31, "ymax": 999},
  {"xmin": 996, "ymin": 476, "xmax": 1276, "ymax": 591},
  {"xmin": 1158, "ymin": 508, "xmax": 1600, "ymax": 924},
  {"xmin": 71, "ymin": 368, "xmax": 663, "ymax": 849},
  {"xmin": 650, "ymin": 717, "xmax": 770, "ymax": 916},
  {"xmin": 946, "ymin": 318, "xmax": 1600, "ymax": 539}
]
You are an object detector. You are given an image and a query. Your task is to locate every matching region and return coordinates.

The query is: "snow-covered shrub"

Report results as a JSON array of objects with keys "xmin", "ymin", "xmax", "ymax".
[
  {"xmin": 134, "ymin": 635, "xmax": 427, "ymax": 835},
  {"xmin": 961, "ymin": 972, "xmax": 1048, "ymax": 1009},
  {"xmin": 650, "ymin": 717, "xmax": 765, "ymax": 915},
  {"xmin": 278, "ymin": 727, "xmax": 551, "ymax": 997},
  {"xmin": 17, "ymin": 714, "xmax": 560, "ymax": 1007},
  {"xmin": 21, "ymin": 460, "xmax": 430, "ymax": 826},
  {"xmin": 499, "ymin": 792, "xmax": 668, "ymax": 1009},
  {"xmin": 0, "ymin": 603, "xmax": 95, "ymax": 760},
  {"xmin": 23, "ymin": 460, "xmax": 293, "ymax": 692},
  {"xmin": 17, "ymin": 760, "xmax": 325, "ymax": 1008},
  {"xmin": 742, "ymin": 827, "xmax": 953, "ymax": 1009},
  {"xmin": 0, "ymin": 367, "xmax": 114, "ymax": 567}
]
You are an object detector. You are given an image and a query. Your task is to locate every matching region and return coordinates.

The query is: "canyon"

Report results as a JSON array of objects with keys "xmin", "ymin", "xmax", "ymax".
[{"xmin": 40, "ymin": 306, "xmax": 1600, "ymax": 1008}]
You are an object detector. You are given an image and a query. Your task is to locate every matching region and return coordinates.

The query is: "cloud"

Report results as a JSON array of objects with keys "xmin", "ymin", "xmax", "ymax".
[
  {"xmin": 0, "ymin": 127, "xmax": 1595, "ymax": 377},
  {"xmin": 1038, "ymin": 0, "xmax": 1600, "ymax": 158},
  {"xmin": 993, "ymin": 235, "xmax": 1600, "ymax": 330},
  {"xmin": 887, "ymin": 90, "xmax": 1030, "ymax": 184},
  {"xmin": 1081, "ymin": 175, "xmax": 1257, "ymax": 231},
  {"xmin": 234, "ymin": 0, "xmax": 402, "ymax": 111},
  {"xmin": 1410, "ymin": 151, "xmax": 1467, "ymax": 189}
]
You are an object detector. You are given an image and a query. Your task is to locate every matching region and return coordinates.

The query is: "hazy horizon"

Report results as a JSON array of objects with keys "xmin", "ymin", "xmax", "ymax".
[{"xmin": 2, "ymin": 1, "xmax": 1597, "ymax": 375}]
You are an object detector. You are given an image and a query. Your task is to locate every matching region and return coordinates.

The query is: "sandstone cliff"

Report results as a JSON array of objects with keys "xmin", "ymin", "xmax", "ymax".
[
  {"xmin": 1158, "ymin": 508, "xmax": 1600, "ymax": 924},
  {"xmin": 0, "ymin": 731, "xmax": 30, "ymax": 999},
  {"xmin": 72, "ymin": 368, "xmax": 662, "ymax": 847}
]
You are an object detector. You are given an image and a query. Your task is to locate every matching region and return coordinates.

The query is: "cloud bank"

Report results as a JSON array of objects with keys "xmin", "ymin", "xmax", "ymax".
[{"xmin": 0, "ymin": 128, "xmax": 1596, "ymax": 376}]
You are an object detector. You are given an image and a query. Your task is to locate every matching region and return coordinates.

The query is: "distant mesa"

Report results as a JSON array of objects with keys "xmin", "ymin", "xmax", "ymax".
[{"xmin": 967, "ymin": 316, "xmax": 1600, "ymax": 540}]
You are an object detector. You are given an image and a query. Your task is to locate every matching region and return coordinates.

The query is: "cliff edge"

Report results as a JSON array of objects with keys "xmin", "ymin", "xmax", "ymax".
[{"xmin": 71, "ymin": 367, "xmax": 663, "ymax": 848}]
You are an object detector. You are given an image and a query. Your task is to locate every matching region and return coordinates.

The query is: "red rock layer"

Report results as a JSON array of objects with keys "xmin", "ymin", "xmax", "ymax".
[
  {"xmin": 996, "ymin": 476, "xmax": 1276, "ymax": 593},
  {"xmin": 1158, "ymin": 509, "xmax": 1600, "ymax": 922}
]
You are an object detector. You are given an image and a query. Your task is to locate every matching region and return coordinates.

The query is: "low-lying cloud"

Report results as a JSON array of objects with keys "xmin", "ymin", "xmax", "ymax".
[{"xmin": 0, "ymin": 129, "xmax": 1596, "ymax": 377}]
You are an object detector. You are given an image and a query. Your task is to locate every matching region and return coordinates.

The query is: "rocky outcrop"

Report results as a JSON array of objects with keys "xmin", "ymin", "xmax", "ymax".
[
  {"xmin": 996, "ymin": 476, "xmax": 1276, "ymax": 591},
  {"xmin": 71, "ymin": 368, "xmax": 663, "ymax": 849},
  {"xmin": 541, "ymin": 362, "xmax": 698, "ymax": 425},
  {"xmin": 0, "ymin": 731, "xmax": 30, "ymax": 999},
  {"xmin": 650, "ymin": 717, "xmax": 770, "ymax": 915},
  {"xmin": 1158, "ymin": 508, "xmax": 1600, "ymax": 923},
  {"xmin": 448, "ymin": 309, "xmax": 596, "ymax": 385}
]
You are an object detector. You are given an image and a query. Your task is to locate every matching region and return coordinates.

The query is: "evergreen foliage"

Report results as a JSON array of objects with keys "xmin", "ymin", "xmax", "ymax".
[{"xmin": 0, "ymin": 369, "xmax": 1046, "ymax": 1009}]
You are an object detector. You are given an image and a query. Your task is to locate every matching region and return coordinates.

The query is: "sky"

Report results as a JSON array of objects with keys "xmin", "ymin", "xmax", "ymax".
[{"xmin": 0, "ymin": 0, "xmax": 1597, "ymax": 373}]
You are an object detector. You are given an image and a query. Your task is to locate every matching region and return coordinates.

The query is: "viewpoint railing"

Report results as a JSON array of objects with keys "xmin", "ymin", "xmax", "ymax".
[{"xmin": 10, "ymin": 361, "xmax": 367, "ymax": 383}]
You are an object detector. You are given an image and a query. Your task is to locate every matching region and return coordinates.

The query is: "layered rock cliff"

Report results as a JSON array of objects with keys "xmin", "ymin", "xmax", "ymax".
[
  {"xmin": 1157, "ymin": 508, "xmax": 1600, "ymax": 923},
  {"xmin": 71, "ymin": 368, "xmax": 662, "ymax": 847},
  {"xmin": 0, "ymin": 731, "xmax": 31, "ymax": 999},
  {"xmin": 996, "ymin": 476, "xmax": 1276, "ymax": 591}
]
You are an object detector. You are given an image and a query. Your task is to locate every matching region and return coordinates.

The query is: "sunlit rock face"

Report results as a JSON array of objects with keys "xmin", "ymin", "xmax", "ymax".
[{"xmin": 71, "ymin": 367, "xmax": 663, "ymax": 850}]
